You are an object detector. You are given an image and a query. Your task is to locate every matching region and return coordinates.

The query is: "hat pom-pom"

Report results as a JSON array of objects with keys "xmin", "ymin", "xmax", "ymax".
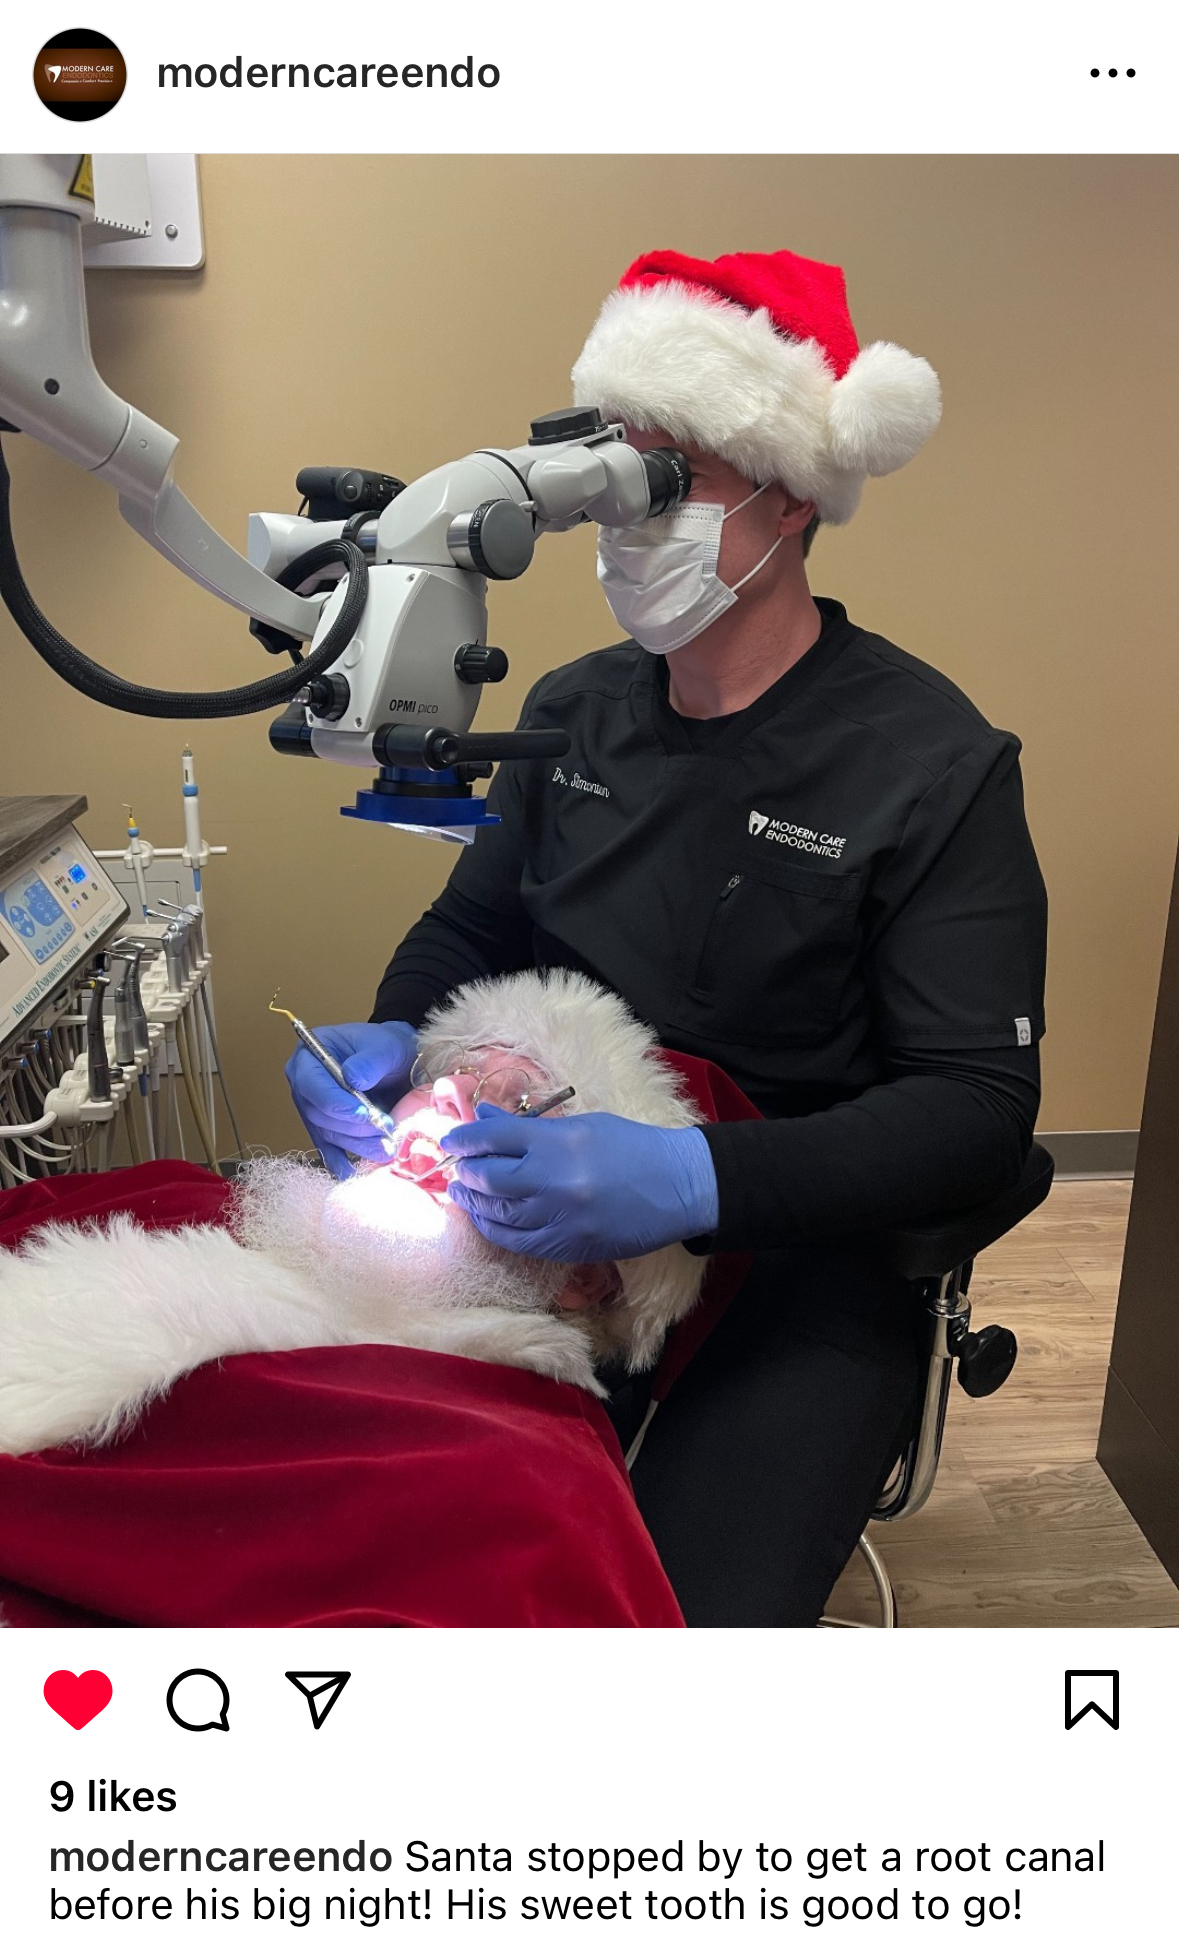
[{"xmin": 827, "ymin": 341, "xmax": 942, "ymax": 476}]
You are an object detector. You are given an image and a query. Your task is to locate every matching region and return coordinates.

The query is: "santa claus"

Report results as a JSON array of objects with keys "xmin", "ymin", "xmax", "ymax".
[{"xmin": 0, "ymin": 970, "xmax": 751, "ymax": 1629}]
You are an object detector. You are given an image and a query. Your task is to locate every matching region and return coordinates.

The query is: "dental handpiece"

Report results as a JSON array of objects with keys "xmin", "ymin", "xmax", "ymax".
[
  {"xmin": 126, "ymin": 952, "xmax": 151, "ymax": 1058},
  {"xmin": 109, "ymin": 957, "xmax": 136, "ymax": 1069},
  {"xmin": 159, "ymin": 923, "xmax": 188, "ymax": 995},
  {"xmin": 269, "ymin": 996, "xmax": 400, "ymax": 1143},
  {"xmin": 157, "ymin": 899, "xmax": 208, "ymax": 958},
  {"xmin": 111, "ymin": 939, "xmax": 153, "ymax": 1057},
  {"xmin": 147, "ymin": 909, "xmax": 199, "ymax": 983},
  {"xmin": 86, "ymin": 969, "xmax": 112, "ymax": 1104}
]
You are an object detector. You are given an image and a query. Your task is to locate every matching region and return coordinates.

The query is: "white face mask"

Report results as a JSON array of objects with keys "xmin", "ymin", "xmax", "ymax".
[{"xmin": 596, "ymin": 483, "xmax": 783, "ymax": 655}]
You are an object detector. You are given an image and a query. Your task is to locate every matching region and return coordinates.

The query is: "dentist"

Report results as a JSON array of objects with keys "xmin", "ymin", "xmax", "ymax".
[{"xmin": 289, "ymin": 248, "xmax": 1048, "ymax": 1626}]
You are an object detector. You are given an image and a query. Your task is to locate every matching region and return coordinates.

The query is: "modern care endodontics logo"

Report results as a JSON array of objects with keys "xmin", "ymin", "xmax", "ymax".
[{"xmin": 34, "ymin": 27, "xmax": 126, "ymax": 119}]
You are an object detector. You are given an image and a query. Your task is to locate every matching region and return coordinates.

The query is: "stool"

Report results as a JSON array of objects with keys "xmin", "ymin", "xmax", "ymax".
[{"xmin": 823, "ymin": 1140, "xmax": 1056, "ymax": 1627}]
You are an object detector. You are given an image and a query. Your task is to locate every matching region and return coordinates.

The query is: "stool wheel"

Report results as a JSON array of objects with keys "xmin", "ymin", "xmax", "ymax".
[{"xmin": 957, "ymin": 1323, "xmax": 1017, "ymax": 1398}]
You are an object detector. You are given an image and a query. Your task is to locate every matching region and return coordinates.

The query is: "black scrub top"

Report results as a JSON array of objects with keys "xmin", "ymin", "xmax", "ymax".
[{"xmin": 374, "ymin": 599, "xmax": 1048, "ymax": 1253}]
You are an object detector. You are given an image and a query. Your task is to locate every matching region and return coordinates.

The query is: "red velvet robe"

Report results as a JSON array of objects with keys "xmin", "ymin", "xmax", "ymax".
[{"xmin": 0, "ymin": 1054, "xmax": 757, "ymax": 1629}]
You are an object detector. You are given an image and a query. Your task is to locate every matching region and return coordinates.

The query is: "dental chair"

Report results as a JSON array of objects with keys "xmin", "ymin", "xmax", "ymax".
[{"xmin": 832, "ymin": 1139, "xmax": 1057, "ymax": 1627}]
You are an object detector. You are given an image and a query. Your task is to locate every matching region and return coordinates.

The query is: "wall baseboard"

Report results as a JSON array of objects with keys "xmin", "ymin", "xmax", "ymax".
[{"xmin": 1037, "ymin": 1129, "xmax": 1138, "ymax": 1179}]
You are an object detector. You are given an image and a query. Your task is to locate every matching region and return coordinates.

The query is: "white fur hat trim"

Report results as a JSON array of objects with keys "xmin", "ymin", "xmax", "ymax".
[{"xmin": 572, "ymin": 281, "xmax": 941, "ymax": 524}]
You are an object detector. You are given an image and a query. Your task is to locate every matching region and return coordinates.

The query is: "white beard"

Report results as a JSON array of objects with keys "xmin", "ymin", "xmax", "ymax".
[
  {"xmin": 0, "ymin": 1157, "xmax": 606, "ymax": 1460},
  {"xmin": 231, "ymin": 1153, "xmax": 572, "ymax": 1328}
]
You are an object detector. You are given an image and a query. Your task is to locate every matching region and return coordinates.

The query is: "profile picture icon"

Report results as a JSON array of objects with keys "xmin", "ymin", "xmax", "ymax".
[{"xmin": 35, "ymin": 28, "xmax": 126, "ymax": 120}]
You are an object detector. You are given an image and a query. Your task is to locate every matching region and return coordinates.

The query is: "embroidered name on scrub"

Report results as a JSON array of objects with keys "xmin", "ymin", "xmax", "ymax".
[
  {"xmin": 553, "ymin": 767, "xmax": 611, "ymax": 799},
  {"xmin": 748, "ymin": 811, "xmax": 846, "ymax": 858}
]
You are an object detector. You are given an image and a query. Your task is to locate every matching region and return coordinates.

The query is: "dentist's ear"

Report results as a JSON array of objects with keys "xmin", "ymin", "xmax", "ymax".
[{"xmin": 777, "ymin": 494, "xmax": 817, "ymax": 539}]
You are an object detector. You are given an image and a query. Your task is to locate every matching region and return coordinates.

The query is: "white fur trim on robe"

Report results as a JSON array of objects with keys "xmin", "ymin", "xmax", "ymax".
[{"xmin": 0, "ymin": 1213, "xmax": 602, "ymax": 1459}]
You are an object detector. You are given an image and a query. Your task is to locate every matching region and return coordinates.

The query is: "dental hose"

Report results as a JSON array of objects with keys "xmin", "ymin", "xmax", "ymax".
[
  {"xmin": 199, "ymin": 983, "xmax": 246, "ymax": 1161},
  {"xmin": 4, "ymin": 1106, "xmax": 74, "ymax": 1166},
  {"xmin": 0, "ymin": 438, "xmax": 369, "ymax": 718},
  {"xmin": 0, "ymin": 1104, "xmax": 58, "ymax": 1139},
  {"xmin": 3, "ymin": 1133, "xmax": 52, "ymax": 1175},
  {"xmin": 176, "ymin": 1009, "xmax": 221, "ymax": 1174},
  {"xmin": 139, "ymin": 1073, "xmax": 156, "ymax": 1161},
  {"xmin": 0, "ymin": 1068, "xmax": 57, "ymax": 1175},
  {"xmin": 124, "ymin": 1093, "xmax": 143, "ymax": 1166},
  {"xmin": 162, "ymin": 1036, "xmax": 179, "ymax": 1160},
  {"xmin": 189, "ymin": 1012, "xmax": 221, "ymax": 1170},
  {"xmin": 178, "ymin": 1019, "xmax": 217, "ymax": 1167}
]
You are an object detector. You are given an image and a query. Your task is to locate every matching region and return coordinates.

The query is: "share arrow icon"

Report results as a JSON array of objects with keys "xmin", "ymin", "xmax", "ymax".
[{"xmin": 285, "ymin": 1671, "xmax": 351, "ymax": 1729}]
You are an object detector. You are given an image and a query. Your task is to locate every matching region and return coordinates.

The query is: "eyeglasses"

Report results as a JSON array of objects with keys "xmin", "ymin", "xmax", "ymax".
[{"xmin": 409, "ymin": 1048, "xmax": 569, "ymax": 1117}]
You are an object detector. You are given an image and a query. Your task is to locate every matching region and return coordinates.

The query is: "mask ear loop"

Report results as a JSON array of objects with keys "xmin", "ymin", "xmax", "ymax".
[
  {"xmin": 723, "ymin": 481, "xmax": 772, "ymax": 522},
  {"xmin": 729, "ymin": 533, "xmax": 784, "ymax": 594},
  {"xmin": 720, "ymin": 482, "xmax": 783, "ymax": 594}
]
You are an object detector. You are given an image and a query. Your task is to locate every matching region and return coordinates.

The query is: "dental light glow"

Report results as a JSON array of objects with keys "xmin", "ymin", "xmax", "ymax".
[{"xmin": 325, "ymin": 1155, "xmax": 450, "ymax": 1242}]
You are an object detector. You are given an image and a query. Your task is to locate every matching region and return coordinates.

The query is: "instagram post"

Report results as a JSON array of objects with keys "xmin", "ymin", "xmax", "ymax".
[
  {"xmin": 0, "ymin": 12, "xmax": 1175, "ymax": 1938},
  {"xmin": 0, "ymin": 147, "xmax": 1176, "ymax": 1633}
]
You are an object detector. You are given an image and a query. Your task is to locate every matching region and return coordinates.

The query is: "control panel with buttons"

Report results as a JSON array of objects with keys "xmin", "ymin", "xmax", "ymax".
[{"xmin": 0, "ymin": 831, "xmax": 128, "ymax": 1050}]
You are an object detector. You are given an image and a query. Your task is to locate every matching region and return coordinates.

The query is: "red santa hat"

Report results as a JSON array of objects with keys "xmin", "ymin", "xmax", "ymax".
[{"xmin": 571, "ymin": 247, "xmax": 942, "ymax": 524}]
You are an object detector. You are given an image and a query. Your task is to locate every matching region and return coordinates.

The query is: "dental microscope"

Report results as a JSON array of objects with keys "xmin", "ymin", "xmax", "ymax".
[{"xmin": 0, "ymin": 154, "xmax": 691, "ymax": 841}]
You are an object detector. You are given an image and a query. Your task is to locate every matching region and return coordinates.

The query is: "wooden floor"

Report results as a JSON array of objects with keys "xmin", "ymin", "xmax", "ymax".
[{"xmin": 827, "ymin": 1178, "xmax": 1179, "ymax": 1628}]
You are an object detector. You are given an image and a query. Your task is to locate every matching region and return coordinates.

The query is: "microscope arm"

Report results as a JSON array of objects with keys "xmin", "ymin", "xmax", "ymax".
[
  {"xmin": 0, "ymin": 159, "xmax": 688, "ymax": 764},
  {"xmin": 118, "ymin": 477, "xmax": 319, "ymax": 635},
  {"xmin": 0, "ymin": 154, "xmax": 318, "ymax": 641}
]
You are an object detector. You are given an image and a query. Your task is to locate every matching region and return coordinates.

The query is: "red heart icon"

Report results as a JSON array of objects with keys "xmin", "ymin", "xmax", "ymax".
[{"xmin": 44, "ymin": 1669, "xmax": 113, "ymax": 1730}]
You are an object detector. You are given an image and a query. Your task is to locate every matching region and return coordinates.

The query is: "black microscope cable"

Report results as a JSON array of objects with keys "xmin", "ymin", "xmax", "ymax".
[{"xmin": 0, "ymin": 434, "xmax": 367, "ymax": 719}]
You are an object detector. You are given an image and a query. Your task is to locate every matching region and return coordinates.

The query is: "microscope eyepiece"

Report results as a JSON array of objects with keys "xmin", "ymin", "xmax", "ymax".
[{"xmin": 642, "ymin": 446, "xmax": 692, "ymax": 517}]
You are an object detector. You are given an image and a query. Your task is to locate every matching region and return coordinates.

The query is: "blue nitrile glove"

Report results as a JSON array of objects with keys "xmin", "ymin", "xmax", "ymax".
[
  {"xmin": 285, "ymin": 1019, "xmax": 417, "ymax": 1179},
  {"xmin": 440, "ymin": 1103, "xmax": 720, "ymax": 1263}
]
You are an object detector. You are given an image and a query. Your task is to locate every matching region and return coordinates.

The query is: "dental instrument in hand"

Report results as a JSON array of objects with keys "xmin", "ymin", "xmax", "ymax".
[
  {"xmin": 425, "ymin": 1085, "xmax": 577, "ymax": 1183},
  {"xmin": 514, "ymin": 1086, "xmax": 576, "ymax": 1118},
  {"xmin": 269, "ymin": 994, "xmax": 401, "ymax": 1145}
]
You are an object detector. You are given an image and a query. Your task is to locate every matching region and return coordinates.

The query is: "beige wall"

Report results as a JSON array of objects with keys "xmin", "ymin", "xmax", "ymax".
[{"xmin": 2, "ymin": 155, "xmax": 1176, "ymax": 1149}]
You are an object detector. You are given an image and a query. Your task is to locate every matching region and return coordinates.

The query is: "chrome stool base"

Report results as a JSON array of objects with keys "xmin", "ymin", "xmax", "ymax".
[{"xmin": 818, "ymin": 1531, "xmax": 898, "ymax": 1629}]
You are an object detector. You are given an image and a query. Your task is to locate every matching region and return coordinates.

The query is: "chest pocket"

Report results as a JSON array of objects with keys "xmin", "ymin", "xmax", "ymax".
[{"xmin": 669, "ymin": 853, "xmax": 863, "ymax": 1047}]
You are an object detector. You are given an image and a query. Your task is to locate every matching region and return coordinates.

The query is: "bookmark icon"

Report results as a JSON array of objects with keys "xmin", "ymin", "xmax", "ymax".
[{"xmin": 1064, "ymin": 1669, "xmax": 1119, "ymax": 1731}]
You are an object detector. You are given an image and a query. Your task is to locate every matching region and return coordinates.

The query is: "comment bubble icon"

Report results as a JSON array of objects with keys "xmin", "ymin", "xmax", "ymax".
[{"xmin": 166, "ymin": 1668, "xmax": 231, "ymax": 1733}]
